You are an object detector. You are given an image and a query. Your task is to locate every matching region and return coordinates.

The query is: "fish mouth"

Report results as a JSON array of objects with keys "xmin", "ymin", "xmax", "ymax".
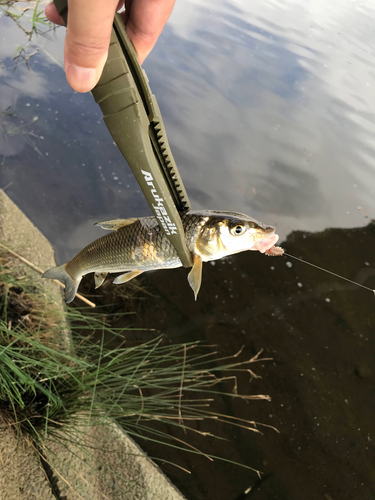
[{"xmin": 253, "ymin": 233, "xmax": 279, "ymax": 253}]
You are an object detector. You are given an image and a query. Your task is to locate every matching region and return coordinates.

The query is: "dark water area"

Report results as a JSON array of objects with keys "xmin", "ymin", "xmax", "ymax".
[
  {"xmin": 1, "ymin": 0, "xmax": 375, "ymax": 499},
  {"xmin": 85, "ymin": 222, "xmax": 375, "ymax": 500}
]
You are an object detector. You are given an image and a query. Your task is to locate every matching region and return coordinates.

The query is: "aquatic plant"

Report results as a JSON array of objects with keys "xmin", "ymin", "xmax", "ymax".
[
  {"xmin": 0, "ymin": 0, "xmax": 53, "ymax": 39},
  {"xmin": 0, "ymin": 0, "xmax": 55, "ymax": 69},
  {"xmin": 0, "ymin": 110, "xmax": 42, "ymax": 164}
]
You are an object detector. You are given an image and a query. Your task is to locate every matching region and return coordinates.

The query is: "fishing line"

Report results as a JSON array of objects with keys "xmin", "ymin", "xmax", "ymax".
[{"xmin": 283, "ymin": 252, "xmax": 375, "ymax": 295}]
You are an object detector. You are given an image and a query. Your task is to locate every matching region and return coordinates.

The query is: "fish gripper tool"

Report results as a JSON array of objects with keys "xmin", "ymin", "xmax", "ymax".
[{"xmin": 53, "ymin": 0, "xmax": 193, "ymax": 267}]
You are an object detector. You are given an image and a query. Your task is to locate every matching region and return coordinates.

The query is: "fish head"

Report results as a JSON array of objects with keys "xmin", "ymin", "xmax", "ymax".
[
  {"xmin": 219, "ymin": 215, "xmax": 279, "ymax": 255},
  {"xmin": 195, "ymin": 211, "xmax": 279, "ymax": 260}
]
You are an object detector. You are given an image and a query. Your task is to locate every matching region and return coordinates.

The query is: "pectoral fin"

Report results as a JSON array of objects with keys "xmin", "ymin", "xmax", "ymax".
[
  {"xmin": 95, "ymin": 218, "xmax": 137, "ymax": 231},
  {"xmin": 94, "ymin": 272, "xmax": 108, "ymax": 289},
  {"xmin": 187, "ymin": 255, "xmax": 203, "ymax": 301},
  {"xmin": 113, "ymin": 270, "xmax": 143, "ymax": 284}
]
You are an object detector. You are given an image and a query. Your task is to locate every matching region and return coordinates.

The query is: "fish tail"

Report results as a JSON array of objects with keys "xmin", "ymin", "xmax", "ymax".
[{"xmin": 42, "ymin": 264, "xmax": 81, "ymax": 304}]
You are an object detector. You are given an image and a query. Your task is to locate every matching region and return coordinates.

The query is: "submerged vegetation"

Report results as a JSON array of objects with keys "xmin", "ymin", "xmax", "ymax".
[
  {"xmin": 0, "ymin": 0, "xmax": 56, "ymax": 165},
  {"xmin": 0, "ymin": 0, "xmax": 55, "ymax": 71},
  {"xmin": 0, "ymin": 249, "xmax": 273, "ymax": 493},
  {"xmin": 0, "ymin": 110, "xmax": 42, "ymax": 165},
  {"xmin": 0, "ymin": 0, "xmax": 52, "ymax": 40}
]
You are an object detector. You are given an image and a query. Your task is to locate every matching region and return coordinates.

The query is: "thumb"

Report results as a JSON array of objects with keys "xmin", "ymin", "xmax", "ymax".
[{"xmin": 65, "ymin": 0, "xmax": 119, "ymax": 93}]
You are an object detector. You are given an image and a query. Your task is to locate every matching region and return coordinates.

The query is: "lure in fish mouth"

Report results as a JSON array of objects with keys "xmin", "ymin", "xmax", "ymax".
[{"xmin": 42, "ymin": 210, "xmax": 283, "ymax": 303}]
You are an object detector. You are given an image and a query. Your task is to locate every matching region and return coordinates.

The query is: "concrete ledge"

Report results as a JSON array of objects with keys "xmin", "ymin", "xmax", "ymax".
[
  {"xmin": 0, "ymin": 190, "xmax": 185, "ymax": 500},
  {"xmin": 48, "ymin": 423, "xmax": 185, "ymax": 500},
  {"xmin": 0, "ymin": 425, "xmax": 55, "ymax": 500}
]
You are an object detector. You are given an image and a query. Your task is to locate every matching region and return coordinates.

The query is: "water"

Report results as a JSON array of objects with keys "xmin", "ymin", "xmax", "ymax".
[
  {"xmin": 1, "ymin": 1, "xmax": 375, "ymax": 499},
  {"xmin": 2, "ymin": 0, "xmax": 375, "ymax": 261}
]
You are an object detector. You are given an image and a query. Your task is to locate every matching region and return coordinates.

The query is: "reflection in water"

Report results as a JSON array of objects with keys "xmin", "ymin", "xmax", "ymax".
[
  {"xmin": 0, "ymin": 114, "xmax": 28, "ymax": 158},
  {"xmin": 247, "ymin": 160, "xmax": 328, "ymax": 216},
  {"xmin": 2, "ymin": 0, "xmax": 375, "ymax": 252},
  {"xmin": 150, "ymin": 0, "xmax": 375, "ymax": 234},
  {"xmin": 0, "ymin": 111, "xmax": 41, "ymax": 159}
]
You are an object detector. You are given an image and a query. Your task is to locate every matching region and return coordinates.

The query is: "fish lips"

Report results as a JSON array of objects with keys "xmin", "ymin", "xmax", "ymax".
[{"xmin": 252, "ymin": 233, "xmax": 279, "ymax": 253}]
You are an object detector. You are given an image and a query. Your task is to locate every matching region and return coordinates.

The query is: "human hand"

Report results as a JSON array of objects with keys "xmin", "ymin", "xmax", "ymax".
[{"xmin": 45, "ymin": 0, "xmax": 176, "ymax": 93}]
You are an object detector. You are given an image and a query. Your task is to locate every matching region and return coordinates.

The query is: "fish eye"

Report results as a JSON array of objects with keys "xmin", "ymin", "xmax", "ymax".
[{"xmin": 230, "ymin": 224, "xmax": 245, "ymax": 236}]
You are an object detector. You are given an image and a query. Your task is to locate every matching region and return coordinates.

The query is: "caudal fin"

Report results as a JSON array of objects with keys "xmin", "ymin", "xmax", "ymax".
[{"xmin": 42, "ymin": 264, "xmax": 81, "ymax": 303}]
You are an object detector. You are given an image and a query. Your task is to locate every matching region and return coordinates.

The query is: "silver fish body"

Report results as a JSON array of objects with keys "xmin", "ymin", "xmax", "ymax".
[{"xmin": 43, "ymin": 210, "xmax": 281, "ymax": 303}]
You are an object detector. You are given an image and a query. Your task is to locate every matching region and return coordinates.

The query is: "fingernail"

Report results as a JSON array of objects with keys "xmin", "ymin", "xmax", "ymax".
[{"xmin": 65, "ymin": 63, "xmax": 97, "ymax": 93}]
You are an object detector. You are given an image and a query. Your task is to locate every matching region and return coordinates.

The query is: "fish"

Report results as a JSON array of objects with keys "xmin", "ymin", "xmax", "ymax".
[{"xmin": 42, "ymin": 210, "xmax": 283, "ymax": 303}]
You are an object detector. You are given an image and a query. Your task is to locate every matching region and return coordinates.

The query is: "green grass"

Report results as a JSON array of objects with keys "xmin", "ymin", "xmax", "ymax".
[
  {"xmin": 0, "ymin": 0, "xmax": 55, "ymax": 66},
  {"xmin": 30, "ymin": 0, "xmax": 50, "ymax": 32},
  {"xmin": 0, "ymin": 252, "xmax": 273, "ymax": 487},
  {"xmin": 1, "ymin": 0, "xmax": 53, "ymax": 34}
]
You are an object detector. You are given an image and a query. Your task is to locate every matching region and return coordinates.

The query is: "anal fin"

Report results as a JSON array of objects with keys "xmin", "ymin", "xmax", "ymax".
[
  {"xmin": 113, "ymin": 270, "xmax": 143, "ymax": 284},
  {"xmin": 187, "ymin": 255, "xmax": 203, "ymax": 301},
  {"xmin": 94, "ymin": 272, "xmax": 108, "ymax": 289}
]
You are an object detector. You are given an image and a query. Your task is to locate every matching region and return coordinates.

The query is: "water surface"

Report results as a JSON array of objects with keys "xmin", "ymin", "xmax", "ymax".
[{"xmin": 1, "ymin": 0, "xmax": 375, "ymax": 498}]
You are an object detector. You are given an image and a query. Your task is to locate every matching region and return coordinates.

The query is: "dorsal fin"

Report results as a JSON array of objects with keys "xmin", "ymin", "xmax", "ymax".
[{"xmin": 94, "ymin": 218, "xmax": 138, "ymax": 231}]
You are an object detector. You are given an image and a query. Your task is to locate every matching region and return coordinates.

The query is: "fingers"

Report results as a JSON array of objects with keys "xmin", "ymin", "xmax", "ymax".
[
  {"xmin": 125, "ymin": 0, "xmax": 176, "ymax": 64},
  {"xmin": 45, "ymin": 3, "xmax": 65, "ymax": 26},
  {"xmin": 65, "ymin": 0, "xmax": 121, "ymax": 92},
  {"xmin": 45, "ymin": 0, "xmax": 175, "ymax": 93}
]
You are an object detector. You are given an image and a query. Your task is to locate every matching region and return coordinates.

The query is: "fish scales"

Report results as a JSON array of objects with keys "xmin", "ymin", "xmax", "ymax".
[
  {"xmin": 67, "ymin": 214, "xmax": 208, "ymax": 278},
  {"xmin": 43, "ymin": 210, "xmax": 283, "ymax": 303}
]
